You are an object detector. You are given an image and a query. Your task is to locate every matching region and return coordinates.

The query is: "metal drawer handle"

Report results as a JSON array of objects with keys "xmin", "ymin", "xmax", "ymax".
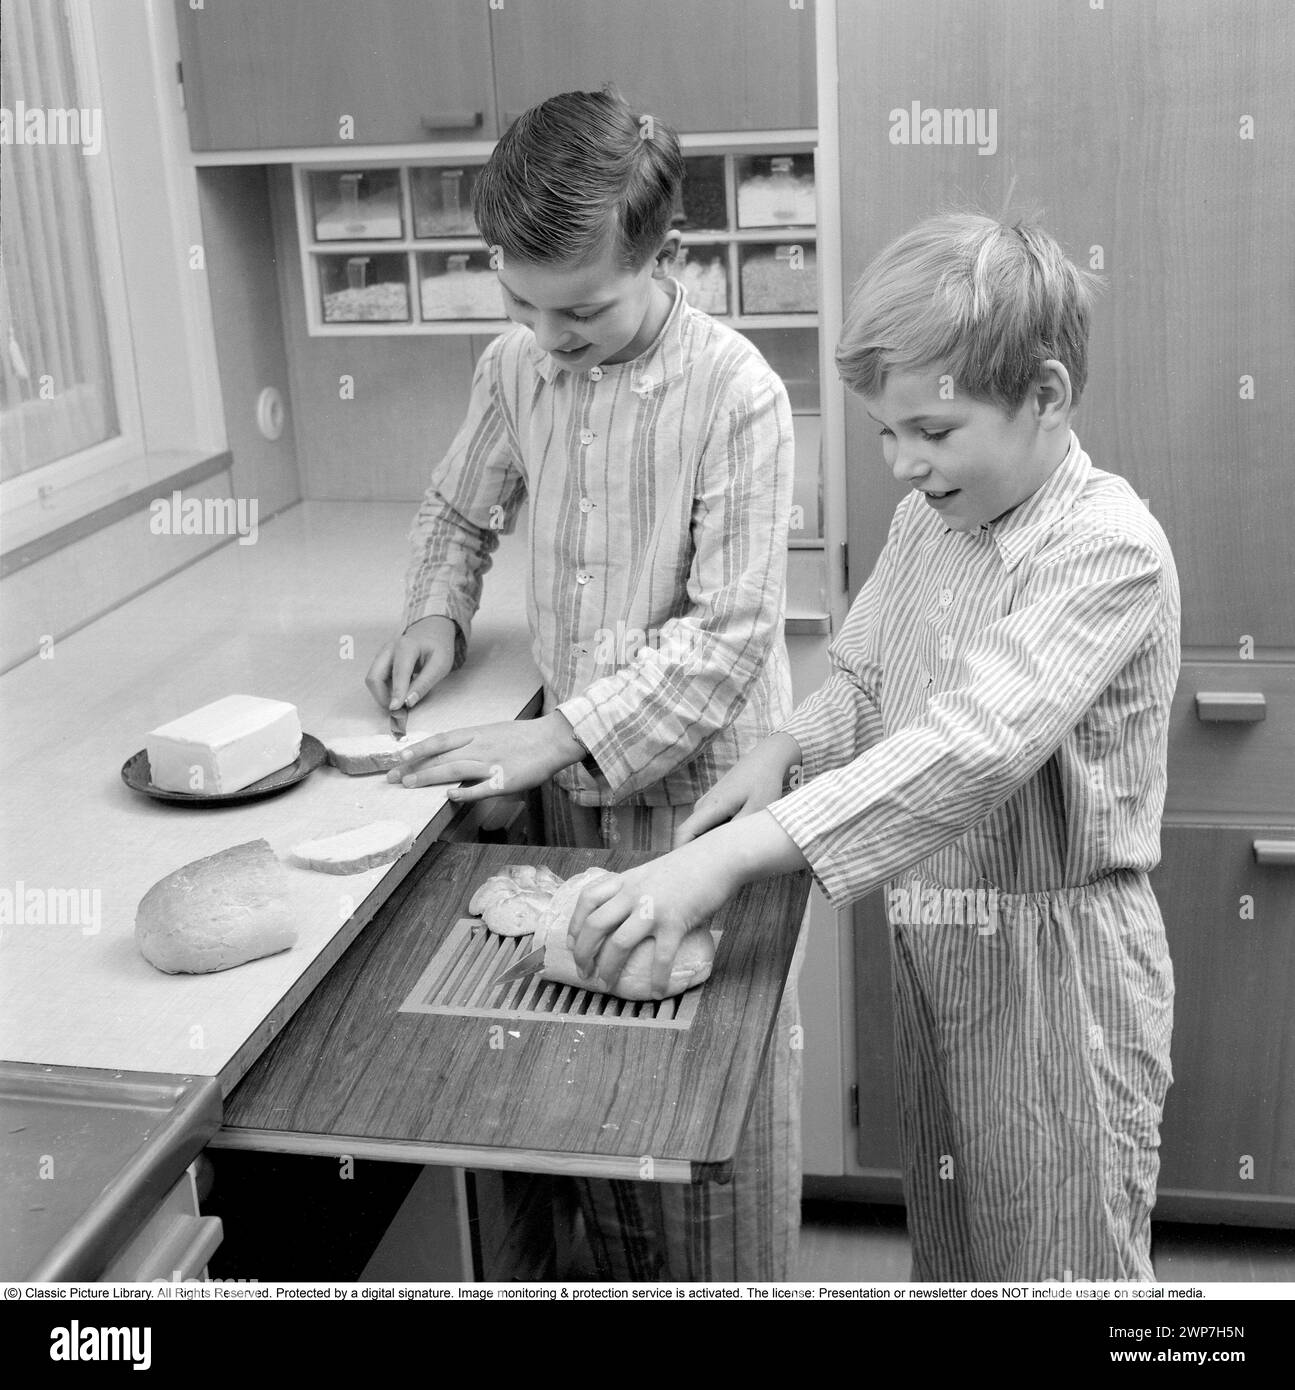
[
  {"xmin": 1195, "ymin": 691, "xmax": 1266, "ymax": 722},
  {"xmin": 1253, "ymin": 840, "xmax": 1295, "ymax": 867},
  {"xmin": 420, "ymin": 111, "xmax": 483, "ymax": 132}
]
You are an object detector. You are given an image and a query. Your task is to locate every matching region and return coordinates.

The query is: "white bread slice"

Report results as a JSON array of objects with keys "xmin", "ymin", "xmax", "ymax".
[
  {"xmin": 289, "ymin": 820, "xmax": 415, "ymax": 874},
  {"xmin": 135, "ymin": 839, "xmax": 297, "ymax": 974},
  {"xmin": 323, "ymin": 732, "xmax": 419, "ymax": 775}
]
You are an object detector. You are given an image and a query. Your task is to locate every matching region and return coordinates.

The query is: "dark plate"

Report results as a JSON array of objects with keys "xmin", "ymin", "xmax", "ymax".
[{"xmin": 120, "ymin": 733, "xmax": 327, "ymax": 806}]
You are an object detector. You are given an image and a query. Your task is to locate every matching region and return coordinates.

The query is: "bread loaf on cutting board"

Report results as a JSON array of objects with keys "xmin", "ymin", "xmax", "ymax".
[
  {"xmin": 468, "ymin": 863, "xmax": 565, "ymax": 935},
  {"xmin": 135, "ymin": 839, "xmax": 298, "ymax": 974},
  {"xmin": 470, "ymin": 864, "xmax": 715, "ymax": 1000}
]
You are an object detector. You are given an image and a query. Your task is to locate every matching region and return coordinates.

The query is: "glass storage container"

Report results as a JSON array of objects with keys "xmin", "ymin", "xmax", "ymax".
[
  {"xmin": 671, "ymin": 244, "xmax": 729, "ymax": 315},
  {"xmin": 417, "ymin": 250, "xmax": 506, "ymax": 321},
  {"xmin": 410, "ymin": 166, "xmax": 480, "ymax": 237},
  {"xmin": 736, "ymin": 153, "xmax": 816, "ymax": 228},
  {"xmin": 310, "ymin": 169, "xmax": 403, "ymax": 241},
  {"xmin": 317, "ymin": 253, "xmax": 410, "ymax": 323},
  {"xmin": 739, "ymin": 242, "xmax": 817, "ymax": 315}
]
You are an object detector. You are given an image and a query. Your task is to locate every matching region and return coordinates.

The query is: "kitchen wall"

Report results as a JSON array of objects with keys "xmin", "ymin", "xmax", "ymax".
[{"xmin": 268, "ymin": 168, "xmax": 482, "ymax": 502}]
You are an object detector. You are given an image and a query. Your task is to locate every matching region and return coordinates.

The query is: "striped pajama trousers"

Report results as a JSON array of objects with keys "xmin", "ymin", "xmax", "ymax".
[
  {"xmin": 890, "ymin": 869, "xmax": 1174, "ymax": 1282},
  {"xmin": 542, "ymin": 782, "xmax": 805, "ymax": 1282}
]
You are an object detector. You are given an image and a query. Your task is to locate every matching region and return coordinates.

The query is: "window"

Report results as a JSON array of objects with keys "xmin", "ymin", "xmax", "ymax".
[{"xmin": 0, "ymin": 0, "xmax": 223, "ymax": 553}]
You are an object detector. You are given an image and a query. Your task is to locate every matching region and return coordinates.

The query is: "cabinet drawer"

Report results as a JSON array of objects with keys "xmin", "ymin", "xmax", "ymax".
[
  {"xmin": 1151, "ymin": 825, "xmax": 1295, "ymax": 1212},
  {"xmin": 1165, "ymin": 662, "xmax": 1295, "ymax": 818},
  {"xmin": 99, "ymin": 1164, "xmax": 223, "ymax": 1282}
]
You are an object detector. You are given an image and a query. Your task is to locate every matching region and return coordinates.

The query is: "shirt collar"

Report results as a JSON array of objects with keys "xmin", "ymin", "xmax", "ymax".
[
  {"xmin": 984, "ymin": 431, "xmax": 1090, "ymax": 572},
  {"xmin": 527, "ymin": 277, "xmax": 688, "ymax": 392}
]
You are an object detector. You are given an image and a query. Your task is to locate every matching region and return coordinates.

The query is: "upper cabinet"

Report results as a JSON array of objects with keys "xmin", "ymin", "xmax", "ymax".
[
  {"xmin": 488, "ymin": 0, "xmax": 816, "ymax": 133},
  {"xmin": 174, "ymin": 0, "xmax": 815, "ymax": 153},
  {"xmin": 174, "ymin": 0, "xmax": 498, "ymax": 149}
]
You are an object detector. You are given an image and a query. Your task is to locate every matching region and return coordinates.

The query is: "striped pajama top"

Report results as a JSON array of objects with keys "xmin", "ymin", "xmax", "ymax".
[
  {"xmin": 770, "ymin": 432, "xmax": 1182, "ymax": 906},
  {"xmin": 404, "ymin": 281, "xmax": 795, "ymax": 806}
]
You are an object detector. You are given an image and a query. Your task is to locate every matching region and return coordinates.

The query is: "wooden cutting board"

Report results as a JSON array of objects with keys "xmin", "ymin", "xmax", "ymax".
[{"xmin": 215, "ymin": 842, "xmax": 810, "ymax": 1182}]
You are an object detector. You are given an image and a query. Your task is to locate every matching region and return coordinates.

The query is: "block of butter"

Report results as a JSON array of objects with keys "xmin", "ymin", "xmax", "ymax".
[{"xmin": 146, "ymin": 694, "xmax": 302, "ymax": 795}]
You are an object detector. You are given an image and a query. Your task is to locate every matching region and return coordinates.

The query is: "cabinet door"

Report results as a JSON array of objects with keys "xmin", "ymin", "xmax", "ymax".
[
  {"xmin": 836, "ymin": 0, "xmax": 1294, "ymax": 649},
  {"xmin": 852, "ymin": 891, "xmax": 902, "ymax": 1182},
  {"xmin": 1152, "ymin": 826, "xmax": 1295, "ymax": 1214},
  {"xmin": 176, "ymin": 0, "xmax": 497, "ymax": 149},
  {"xmin": 489, "ymin": 0, "xmax": 816, "ymax": 133}
]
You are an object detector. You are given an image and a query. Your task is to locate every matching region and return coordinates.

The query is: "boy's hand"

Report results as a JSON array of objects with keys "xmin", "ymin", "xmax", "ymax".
[
  {"xmin": 387, "ymin": 711, "xmax": 585, "ymax": 799},
  {"xmin": 566, "ymin": 841, "xmax": 742, "ymax": 997},
  {"xmin": 366, "ymin": 615, "xmax": 458, "ymax": 718},
  {"xmin": 674, "ymin": 731, "xmax": 804, "ymax": 846}
]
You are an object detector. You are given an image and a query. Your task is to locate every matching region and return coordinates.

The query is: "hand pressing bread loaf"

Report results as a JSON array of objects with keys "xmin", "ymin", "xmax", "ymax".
[{"xmin": 470, "ymin": 864, "xmax": 715, "ymax": 1001}]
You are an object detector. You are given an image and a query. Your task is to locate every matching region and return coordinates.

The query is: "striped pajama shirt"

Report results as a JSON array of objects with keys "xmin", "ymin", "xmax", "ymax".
[
  {"xmin": 404, "ymin": 282, "xmax": 802, "ymax": 1280},
  {"xmin": 770, "ymin": 433, "xmax": 1180, "ymax": 1282}
]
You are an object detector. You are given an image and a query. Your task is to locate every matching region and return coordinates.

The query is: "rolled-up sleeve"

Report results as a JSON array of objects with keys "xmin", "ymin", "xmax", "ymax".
[
  {"xmin": 769, "ymin": 529, "xmax": 1169, "ymax": 906},
  {"xmin": 557, "ymin": 369, "xmax": 794, "ymax": 799}
]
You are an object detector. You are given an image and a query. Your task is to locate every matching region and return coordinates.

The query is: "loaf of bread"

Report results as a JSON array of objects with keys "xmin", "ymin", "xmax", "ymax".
[
  {"xmin": 468, "ymin": 863, "xmax": 565, "ymax": 935},
  {"xmin": 135, "ymin": 839, "xmax": 298, "ymax": 974},
  {"xmin": 536, "ymin": 868, "xmax": 715, "ymax": 1001},
  {"xmin": 323, "ymin": 732, "xmax": 418, "ymax": 775},
  {"xmin": 470, "ymin": 863, "xmax": 715, "ymax": 1000},
  {"xmin": 289, "ymin": 820, "xmax": 414, "ymax": 874}
]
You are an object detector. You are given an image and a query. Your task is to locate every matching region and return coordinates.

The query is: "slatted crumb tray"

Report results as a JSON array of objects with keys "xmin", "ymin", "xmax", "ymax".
[{"xmin": 398, "ymin": 918, "xmax": 717, "ymax": 1029}]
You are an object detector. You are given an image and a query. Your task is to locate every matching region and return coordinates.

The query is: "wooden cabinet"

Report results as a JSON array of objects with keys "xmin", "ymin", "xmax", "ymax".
[
  {"xmin": 174, "ymin": 0, "xmax": 815, "ymax": 153},
  {"xmin": 835, "ymin": 0, "xmax": 1293, "ymax": 653},
  {"xmin": 834, "ymin": 0, "xmax": 1295, "ymax": 1223},
  {"xmin": 175, "ymin": 0, "xmax": 497, "ymax": 149},
  {"xmin": 1152, "ymin": 826, "xmax": 1295, "ymax": 1220},
  {"xmin": 488, "ymin": 0, "xmax": 816, "ymax": 133}
]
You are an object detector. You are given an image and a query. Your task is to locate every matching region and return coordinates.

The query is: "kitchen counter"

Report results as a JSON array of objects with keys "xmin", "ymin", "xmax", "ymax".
[{"xmin": 0, "ymin": 501, "xmax": 541, "ymax": 1089}]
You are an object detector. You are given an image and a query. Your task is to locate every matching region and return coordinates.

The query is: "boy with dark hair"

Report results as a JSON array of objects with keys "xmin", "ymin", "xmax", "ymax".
[
  {"xmin": 570, "ymin": 213, "xmax": 1180, "ymax": 1283},
  {"xmin": 367, "ymin": 90, "xmax": 803, "ymax": 1281}
]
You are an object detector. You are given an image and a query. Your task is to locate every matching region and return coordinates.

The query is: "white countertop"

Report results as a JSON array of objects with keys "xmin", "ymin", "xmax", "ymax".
[{"xmin": 0, "ymin": 501, "xmax": 540, "ymax": 1082}]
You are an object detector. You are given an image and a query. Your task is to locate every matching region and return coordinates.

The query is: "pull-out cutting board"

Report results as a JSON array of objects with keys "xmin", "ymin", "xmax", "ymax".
[{"xmin": 216, "ymin": 843, "xmax": 810, "ymax": 1182}]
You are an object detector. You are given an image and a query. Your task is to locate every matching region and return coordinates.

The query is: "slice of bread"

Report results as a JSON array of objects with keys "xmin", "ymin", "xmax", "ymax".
[
  {"xmin": 323, "ymin": 733, "xmax": 419, "ymax": 775},
  {"xmin": 289, "ymin": 820, "xmax": 415, "ymax": 874},
  {"xmin": 135, "ymin": 839, "xmax": 297, "ymax": 974}
]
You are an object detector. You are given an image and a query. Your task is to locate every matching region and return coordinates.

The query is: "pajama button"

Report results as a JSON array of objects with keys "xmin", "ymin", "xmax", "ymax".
[
  {"xmin": 576, "ymin": 571, "xmax": 594, "ymax": 585},
  {"xmin": 588, "ymin": 366, "xmax": 604, "ymax": 380},
  {"xmin": 940, "ymin": 588, "xmax": 953, "ymax": 607},
  {"xmin": 635, "ymin": 377, "xmax": 654, "ymax": 394},
  {"xmin": 579, "ymin": 497, "xmax": 595, "ymax": 513},
  {"xmin": 580, "ymin": 429, "xmax": 595, "ymax": 445}
]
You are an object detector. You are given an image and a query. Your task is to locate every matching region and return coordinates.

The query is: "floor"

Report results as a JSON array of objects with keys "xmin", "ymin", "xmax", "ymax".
[{"xmin": 797, "ymin": 1200, "xmax": 1295, "ymax": 1282}]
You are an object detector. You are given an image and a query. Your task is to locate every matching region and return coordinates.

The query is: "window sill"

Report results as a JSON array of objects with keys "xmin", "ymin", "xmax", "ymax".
[{"xmin": 1, "ymin": 450, "xmax": 232, "ymax": 579}]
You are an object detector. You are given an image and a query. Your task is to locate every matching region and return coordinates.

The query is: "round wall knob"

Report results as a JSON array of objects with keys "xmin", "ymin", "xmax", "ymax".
[{"xmin": 256, "ymin": 386, "xmax": 285, "ymax": 442}]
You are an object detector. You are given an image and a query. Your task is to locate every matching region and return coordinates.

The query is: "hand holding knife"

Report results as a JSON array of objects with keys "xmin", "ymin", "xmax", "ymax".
[{"xmin": 388, "ymin": 702, "xmax": 409, "ymax": 740}]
